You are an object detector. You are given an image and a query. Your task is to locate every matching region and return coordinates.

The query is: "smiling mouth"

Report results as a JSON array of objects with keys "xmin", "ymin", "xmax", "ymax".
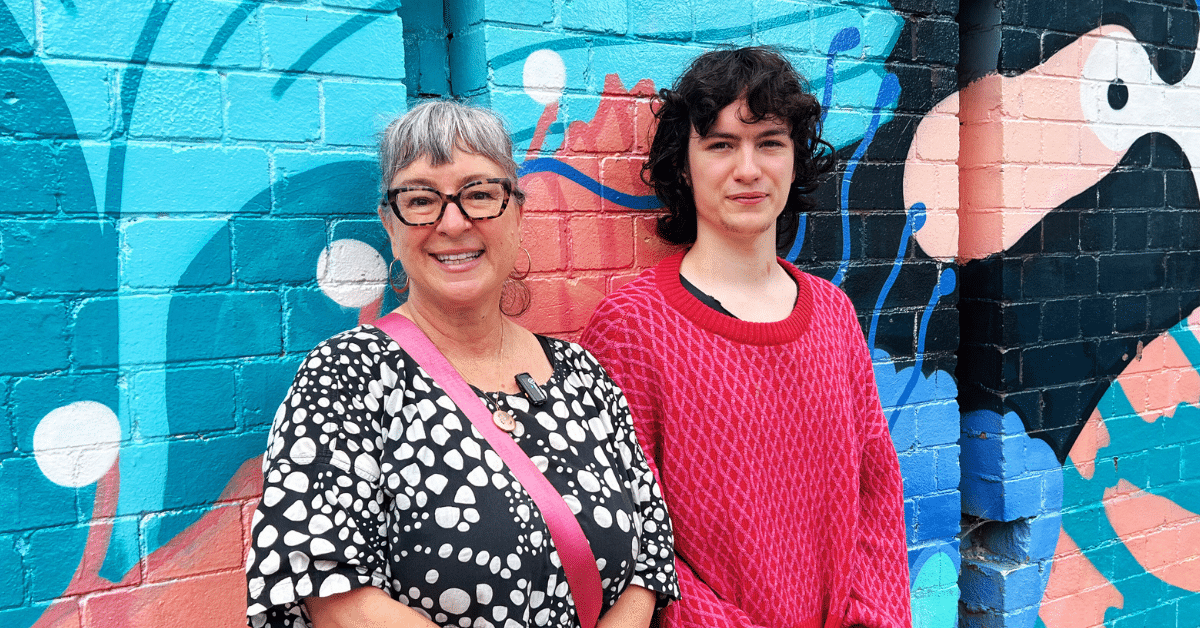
[{"xmin": 434, "ymin": 251, "xmax": 483, "ymax": 264}]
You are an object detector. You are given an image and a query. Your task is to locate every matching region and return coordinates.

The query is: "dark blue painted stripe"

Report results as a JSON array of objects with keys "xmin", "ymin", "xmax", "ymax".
[{"xmin": 518, "ymin": 158, "xmax": 661, "ymax": 210}]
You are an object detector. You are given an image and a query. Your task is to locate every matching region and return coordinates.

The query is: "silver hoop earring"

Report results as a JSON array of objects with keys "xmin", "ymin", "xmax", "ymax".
[
  {"xmin": 388, "ymin": 259, "xmax": 409, "ymax": 294},
  {"xmin": 509, "ymin": 247, "xmax": 532, "ymax": 280}
]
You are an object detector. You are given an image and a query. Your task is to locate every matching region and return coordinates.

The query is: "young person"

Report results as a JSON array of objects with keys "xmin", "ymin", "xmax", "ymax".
[{"xmin": 581, "ymin": 47, "xmax": 911, "ymax": 628}]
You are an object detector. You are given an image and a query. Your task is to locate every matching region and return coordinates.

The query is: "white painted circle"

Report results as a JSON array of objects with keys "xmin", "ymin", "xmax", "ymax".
[
  {"xmin": 33, "ymin": 401, "xmax": 122, "ymax": 487},
  {"xmin": 317, "ymin": 239, "xmax": 388, "ymax": 308},
  {"xmin": 523, "ymin": 49, "xmax": 566, "ymax": 105}
]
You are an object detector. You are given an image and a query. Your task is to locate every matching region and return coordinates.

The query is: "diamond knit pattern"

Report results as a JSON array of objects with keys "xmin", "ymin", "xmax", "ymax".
[{"xmin": 581, "ymin": 251, "xmax": 911, "ymax": 628}]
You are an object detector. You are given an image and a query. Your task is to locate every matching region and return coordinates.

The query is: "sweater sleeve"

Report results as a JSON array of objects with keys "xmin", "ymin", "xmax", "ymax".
[{"xmin": 841, "ymin": 322, "xmax": 912, "ymax": 628}]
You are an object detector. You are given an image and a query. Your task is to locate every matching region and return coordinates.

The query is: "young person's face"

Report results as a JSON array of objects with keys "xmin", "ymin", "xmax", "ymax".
[{"xmin": 685, "ymin": 99, "xmax": 795, "ymax": 242}]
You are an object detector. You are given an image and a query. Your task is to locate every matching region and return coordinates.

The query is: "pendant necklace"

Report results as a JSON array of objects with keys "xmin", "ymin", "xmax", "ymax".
[{"xmin": 488, "ymin": 321, "xmax": 517, "ymax": 433}]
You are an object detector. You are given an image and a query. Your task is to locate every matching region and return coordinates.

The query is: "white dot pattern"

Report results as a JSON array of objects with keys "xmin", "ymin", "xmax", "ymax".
[{"xmin": 246, "ymin": 327, "xmax": 679, "ymax": 627}]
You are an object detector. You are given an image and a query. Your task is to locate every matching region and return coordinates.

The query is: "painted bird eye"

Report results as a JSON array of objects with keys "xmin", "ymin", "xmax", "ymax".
[{"xmin": 1107, "ymin": 78, "xmax": 1128, "ymax": 110}]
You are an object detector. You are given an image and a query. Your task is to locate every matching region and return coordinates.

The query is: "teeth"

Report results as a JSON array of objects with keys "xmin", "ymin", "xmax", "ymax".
[{"xmin": 435, "ymin": 251, "xmax": 482, "ymax": 263}]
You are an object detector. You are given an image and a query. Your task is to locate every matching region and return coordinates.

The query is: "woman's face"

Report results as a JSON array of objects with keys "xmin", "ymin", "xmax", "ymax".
[{"xmin": 383, "ymin": 149, "xmax": 520, "ymax": 314}]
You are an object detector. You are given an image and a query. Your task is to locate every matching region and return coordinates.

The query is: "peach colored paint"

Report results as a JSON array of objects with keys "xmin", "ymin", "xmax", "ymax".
[
  {"xmin": 32, "ymin": 458, "xmax": 262, "ymax": 628},
  {"xmin": 1104, "ymin": 479, "xmax": 1200, "ymax": 592},
  {"xmin": 905, "ymin": 26, "xmax": 1130, "ymax": 261},
  {"xmin": 1107, "ymin": 326, "xmax": 1200, "ymax": 425},
  {"xmin": 1068, "ymin": 409, "xmax": 1111, "ymax": 481},
  {"xmin": 1039, "ymin": 528, "xmax": 1123, "ymax": 628}
]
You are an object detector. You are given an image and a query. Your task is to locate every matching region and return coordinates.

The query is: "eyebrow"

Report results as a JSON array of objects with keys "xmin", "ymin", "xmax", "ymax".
[
  {"xmin": 394, "ymin": 173, "xmax": 496, "ymax": 189},
  {"xmin": 700, "ymin": 128, "xmax": 791, "ymax": 141}
]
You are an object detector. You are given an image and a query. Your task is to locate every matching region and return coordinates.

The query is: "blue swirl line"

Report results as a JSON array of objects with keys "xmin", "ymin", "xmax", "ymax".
[
  {"xmin": 888, "ymin": 268, "xmax": 955, "ymax": 428},
  {"xmin": 833, "ymin": 72, "xmax": 900, "ymax": 286},
  {"xmin": 785, "ymin": 214, "xmax": 808, "ymax": 262},
  {"xmin": 518, "ymin": 158, "xmax": 661, "ymax": 210},
  {"xmin": 869, "ymin": 203, "xmax": 923, "ymax": 351},
  {"xmin": 822, "ymin": 27, "xmax": 860, "ymax": 126}
]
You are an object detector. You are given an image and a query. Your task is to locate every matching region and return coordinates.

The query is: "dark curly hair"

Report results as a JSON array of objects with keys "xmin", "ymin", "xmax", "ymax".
[{"xmin": 643, "ymin": 46, "xmax": 835, "ymax": 246}]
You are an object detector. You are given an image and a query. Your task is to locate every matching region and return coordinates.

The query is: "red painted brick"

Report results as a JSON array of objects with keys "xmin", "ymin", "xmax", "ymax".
[
  {"xmin": 599, "ymin": 156, "xmax": 652, "ymax": 213},
  {"xmin": 521, "ymin": 215, "xmax": 568, "ymax": 272},
  {"xmin": 84, "ymin": 570, "xmax": 244, "ymax": 628},
  {"xmin": 144, "ymin": 504, "xmax": 244, "ymax": 583},
  {"xmin": 517, "ymin": 275, "xmax": 607, "ymax": 336},
  {"xmin": 634, "ymin": 214, "xmax": 681, "ymax": 268},
  {"xmin": 608, "ymin": 271, "xmax": 642, "ymax": 293},
  {"xmin": 569, "ymin": 215, "xmax": 634, "ymax": 271}
]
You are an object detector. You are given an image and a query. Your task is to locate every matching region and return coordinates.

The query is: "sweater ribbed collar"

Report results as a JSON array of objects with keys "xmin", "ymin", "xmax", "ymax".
[{"xmin": 654, "ymin": 250, "xmax": 812, "ymax": 346}]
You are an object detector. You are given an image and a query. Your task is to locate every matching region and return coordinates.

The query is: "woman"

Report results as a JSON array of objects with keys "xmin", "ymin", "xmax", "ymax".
[{"xmin": 244, "ymin": 100, "xmax": 678, "ymax": 628}]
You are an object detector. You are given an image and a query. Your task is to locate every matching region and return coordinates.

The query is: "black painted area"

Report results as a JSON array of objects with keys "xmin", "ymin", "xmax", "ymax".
[{"xmin": 957, "ymin": 135, "xmax": 1200, "ymax": 462}]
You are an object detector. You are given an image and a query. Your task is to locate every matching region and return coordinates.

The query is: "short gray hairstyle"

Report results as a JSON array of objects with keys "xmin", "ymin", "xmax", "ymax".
[{"xmin": 378, "ymin": 100, "xmax": 525, "ymax": 205}]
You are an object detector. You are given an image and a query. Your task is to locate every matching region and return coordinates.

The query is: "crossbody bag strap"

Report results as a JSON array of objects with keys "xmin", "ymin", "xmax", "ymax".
[{"xmin": 373, "ymin": 312, "xmax": 604, "ymax": 628}]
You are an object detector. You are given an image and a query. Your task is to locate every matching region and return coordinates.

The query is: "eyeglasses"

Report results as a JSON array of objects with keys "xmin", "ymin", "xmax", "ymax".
[{"xmin": 384, "ymin": 178, "xmax": 514, "ymax": 226}]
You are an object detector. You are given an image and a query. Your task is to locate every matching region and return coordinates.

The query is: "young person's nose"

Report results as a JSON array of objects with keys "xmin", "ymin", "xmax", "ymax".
[{"xmin": 733, "ymin": 145, "xmax": 762, "ymax": 181}]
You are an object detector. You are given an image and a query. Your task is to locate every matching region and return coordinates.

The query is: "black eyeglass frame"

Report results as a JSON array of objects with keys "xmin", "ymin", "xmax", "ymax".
[{"xmin": 383, "ymin": 177, "xmax": 514, "ymax": 227}]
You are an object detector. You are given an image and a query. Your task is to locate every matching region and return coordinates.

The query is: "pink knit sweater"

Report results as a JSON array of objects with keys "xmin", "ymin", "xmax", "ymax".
[{"xmin": 581, "ymin": 251, "xmax": 911, "ymax": 628}]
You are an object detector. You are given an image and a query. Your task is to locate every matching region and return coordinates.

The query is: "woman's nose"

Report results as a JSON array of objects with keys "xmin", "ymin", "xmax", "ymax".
[{"xmin": 437, "ymin": 199, "xmax": 472, "ymax": 234}]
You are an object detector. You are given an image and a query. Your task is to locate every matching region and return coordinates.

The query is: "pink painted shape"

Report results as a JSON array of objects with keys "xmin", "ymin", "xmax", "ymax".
[
  {"xmin": 1039, "ymin": 528, "xmax": 1123, "ymax": 628},
  {"xmin": 903, "ymin": 92, "xmax": 959, "ymax": 261},
  {"xmin": 1104, "ymin": 479, "xmax": 1200, "ymax": 592},
  {"xmin": 32, "ymin": 457, "xmax": 263, "ymax": 628},
  {"xmin": 907, "ymin": 26, "xmax": 1133, "ymax": 262},
  {"xmin": 1108, "ymin": 326, "xmax": 1200, "ymax": 424},
  {"xmin": 1068, "ymin": 409, "xmax": 1111, "ymax": 481}
]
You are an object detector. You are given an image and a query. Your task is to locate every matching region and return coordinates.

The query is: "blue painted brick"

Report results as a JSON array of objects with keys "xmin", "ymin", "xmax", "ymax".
[
  {"xmin": 0, "ymin": 456, "xmax": 83, "ymax": 532},
  {"xmin": 628, "ymin": 0, "xmax": 693, "ymax": 39},
  {"xmin": 562, "ymin": 0, "xmax": 627, "ymax": 34},
  {"xmin": 1, "ymin": 220, "xmax": 117, "ymax": 295},
  {"xmin": 917, "ymin": 399, "xmax": 960, "ymax": 446},
  {"xmin": 226, "ymin": 72, "xmax": 320, "ymax": 142},
  {"xmin": 232, "ymin": 217, "xmax": 327, "ymax": 284},
  {"xmin": 447, "ymin": 0, "xmax": 483, "ymax": 30},
  {"xmin": 261, "ymin": 6, "xmax": 405, "ymax": 80},
  {"xmin": 284, "ymin": 286, "xmax": 361, "ymax": 353},
  {"xmin": 121, "ymin": 143, "xmax": 270, "ymax": 214},
  {"xmin": 128, "ymin": 67, "xmax": 222, "ymax": 139},
  {"xmin": 41, "ymin": 0, "xmax": 154, "ymax": 61},
  {"xmin": 158, "ymin": 432, "xmax": 267, "ymax": 509},
  {"xmin": 0, "ymin": 60, "xmax": 79, "ymax": 138},
  {"xmin": 0, "ymin": 142, "xmax": 62, "ymax": 214},
  {"xmin": 960, "ymin": 559, "xmax": 1044, "ymax": 613},
  {"xmin": 935, "ymin": 444, "xmax": 960, "ymax": 491},
  {"xmin": 694, "ymin": 0, "xmax": 752, "ymax": 44},
  {"xmin": 72, "ymin": 297, "xmax": 118, "ymax": 369},
  {"xmin": 588, "ymin": 40, "xmax": 706, "ymax": 93},
  {"xmin": 240, "ymin": 359, "xmax": 304, "ymax": 429},
  {"xmin": 10, "ymin": 373, "xmax": 121, "ymax": 453},
  {"xmin": 159, "ymin": 292, "xmax": 282, "ymax": 361},
  {"xmin": 324, "ymin": 80, "xmax": 408, "ymax": 146},
  {"xmin": 27, "ymin": 521, "xmax": 98, "ymax": 600},
  {"xmin": 479, "ymin": 25, "xmax": 590, "ymax": 94},
  {"xmin": 1, "ymin": 0, "xmax": 33, "ymax": 56},
  {"xmin": 147, "ymin": 0, "xmax": 261, "ymax": 68},
  {"xmin": 272, "ymin": 151, "xmax": 378, "ymax": 216},
  {"xmin": 450, "ymin": 26, "xmax": 488, "ymax": 96},
  {"xmin": 123, "ymin": 219, "xmax": 231, "ymax": 288},
  {"xmin": 131, "ymin": 366, "xmax": 235, "ymax": 436},
  {"xmin": 0, "ymin": 379, "xmax": 11, "ymax": 453},
  {"xmin": 904, "ymin": 499, "xmax": 917, "ymax": 544},
  {"xmin": 482, "ymin": 0, "xmax": 553, "ymax": 26},
  {"xmin": 1183, "ymin": 442, "xmax": 1200, "ymax": 479},
  {"xmin": 0, "ymin": 535, "xmax": 22, "ymax": 608},
  {"xmin": 914, "ymin": 491, "xmax": 960, "ymax": 541},
  {"xmin": 331, "ymin": 219, "xmax": 390, "ymax": 254},
  {"xmin": 0, "ymin": 301, "xmax": 68, "ymax": 374},
  {"xmin": 899, "ymin": 448, "xmax": 936, "ymax": 498},
  {"xmin": 41, "ymin": 61, "xmax": 114, "ymax": 138},
  {"xmin": 752, "ymin": 0, "xmax": 821, "ymax": 53},
  {"xmin": 962, "ymin": 470, "xmax": 1042, "ymax": 521},
  {"xmin": 322, "ymin": 0, "xmax": 402, "ymax": 10}
]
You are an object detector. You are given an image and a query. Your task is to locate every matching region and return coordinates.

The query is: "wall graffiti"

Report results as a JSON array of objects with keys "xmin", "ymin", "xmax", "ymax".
[{"xmin": 6, "ymin": 0, "xmax": 1196, "ymax": 626}]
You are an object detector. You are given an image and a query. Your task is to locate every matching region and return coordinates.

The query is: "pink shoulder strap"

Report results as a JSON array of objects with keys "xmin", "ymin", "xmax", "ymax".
[{"xmin": 373, "ymin": 312, "xmax": 603, "ymax": 628}]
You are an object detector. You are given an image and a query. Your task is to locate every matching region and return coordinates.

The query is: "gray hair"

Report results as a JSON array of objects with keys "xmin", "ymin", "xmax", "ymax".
[{"xmin": 378, "ymin": 100, "xmax": 525, "ymax": 205}]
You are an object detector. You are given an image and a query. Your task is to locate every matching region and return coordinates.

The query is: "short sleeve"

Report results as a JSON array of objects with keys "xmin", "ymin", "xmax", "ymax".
[
  {"xmin": 245, "ymin": 332, "xmax": 398, "ymax": 628},
  {"xmin": 588, "ymin": 350, "xmax": 680, "ymax": 606}
]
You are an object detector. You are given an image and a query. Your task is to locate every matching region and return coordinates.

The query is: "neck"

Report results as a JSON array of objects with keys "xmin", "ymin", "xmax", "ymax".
[
  {"xmin": 682, "ymin": 225, "xmax": 780, "ymax": 289},
  {"xmin": 399, "ymin": 292, "xmax": 507, "ymax": 361}
]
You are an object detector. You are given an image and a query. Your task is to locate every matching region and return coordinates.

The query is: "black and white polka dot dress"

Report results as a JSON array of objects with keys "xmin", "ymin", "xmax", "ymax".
[{"xmin": 245, "ymin": 326, "xmax": 679, "ymax": 628}]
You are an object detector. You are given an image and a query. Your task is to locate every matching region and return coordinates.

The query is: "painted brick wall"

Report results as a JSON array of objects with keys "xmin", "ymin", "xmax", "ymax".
[{"xmin": 4, "ymin": 0, "xmax": 1200, "ymax": 627}]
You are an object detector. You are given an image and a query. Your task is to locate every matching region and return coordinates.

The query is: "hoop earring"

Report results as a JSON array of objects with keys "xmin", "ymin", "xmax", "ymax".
[
  {"xmin": 388, "ymin": 259, "xmax": 409, "ymax": 295},
  {"xmin": 509, "ymin": 247, "xmax": 532, "ymax": 280},
  {"xmin": 501, "ymin": 247, "xmax": 532, "ymax": 316}
]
